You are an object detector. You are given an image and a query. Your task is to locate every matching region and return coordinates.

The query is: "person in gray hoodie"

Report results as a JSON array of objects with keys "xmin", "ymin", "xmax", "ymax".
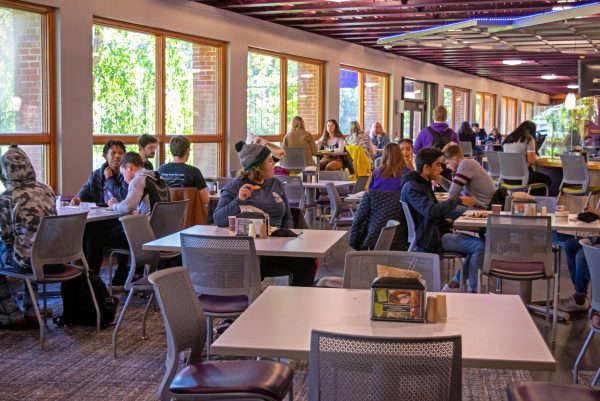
[{"xmin": 0, "ymin": 146, "xmax": 56, "ymax": 329}]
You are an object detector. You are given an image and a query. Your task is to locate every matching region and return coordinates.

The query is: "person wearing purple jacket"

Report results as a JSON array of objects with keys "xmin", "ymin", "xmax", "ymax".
[{"xmin": 413, "ymin": 106, "xmax": 459, "ymax": 153}]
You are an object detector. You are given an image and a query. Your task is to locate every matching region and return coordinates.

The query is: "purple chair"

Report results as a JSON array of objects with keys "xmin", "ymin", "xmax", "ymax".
[
  {"xmin": 180, "ymin": 234, "xmax": 261, "ymax": 360},
  {"xmin": 507, "ymin": 381, "xmax": 600, "ymax": 401},
  {"xmin": 149, "ymin": 267, "xmax": 294, "ymax": 401}
]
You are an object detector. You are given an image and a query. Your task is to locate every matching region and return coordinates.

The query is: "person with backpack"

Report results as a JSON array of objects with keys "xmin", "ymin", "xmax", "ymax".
[
  {"xmin": 413, "ymin": 106, "xmax": 459, "ymax": 154},
  {"xmin": 86, "ymin": 152, "xmax": 169, "ymax": 288},
  {"xmin": 0, "ymin": 146, "xmax": 56, "ymax": 330}
]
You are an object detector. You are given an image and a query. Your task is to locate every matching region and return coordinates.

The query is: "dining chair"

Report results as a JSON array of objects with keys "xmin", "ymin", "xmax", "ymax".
[
  {"xmin": 484, "ymin": 150, "xmax": 501, "ymax": 181},
  {"xmin": 308, "ymin": 330, "xmax": 461, "ymax": 401},
  {"xmin": 0, "ymin": 212, "xmax": 100, "ymax": 344},
  {"xmin": 459, "ymin": 141, "xmax": 473, "ymax": 158},
  {"xmin": 557, "ymin": 154, "xmax": 600, "ymax": 208},
  {"xmin": 478, "ymin": 214, "xmax": 557, "ymax": 339},
  {"xmin": 317, "ymin": 250, "xmax": 441, "ymax": 290},
  {"xmin": 373, "ymin": 220, "xmax": 400, "ymax": 251},
  {"xmin": 507, "ymin": 381, "xmax": 600, "ymax": 401},
  {"xmin": 573, "ymin": 241, "xmax": 600, "ymax": 385},
  {"xmin": 275, "ymin": 175, "xmax": 319, "ymax": 227},
  {"xmin": 150, "ymin": 200, "xmax": 188, "ymax": 239},
  {"xmin": 497, "ymin": 152, "xmax": 548, "ymax": 196},
  {"xmin": 351, "ymin": 175, "xmax": 370, "ymax": 194},
  {"xmin": 180, "ymin": 234, "xmax": 261, "ymax": 359},
  {"xmin": 324, "ymin": 182, "xmax": 353, "ymax": 230},
  {"xmin": 112, "ymin": 214, "xmax": 160, "ymax": 357},
  {"xmin": 149, "ymin": 267, "xmax": 294, "ymax": 401},
  {"xmin": 281, "ymin": 147, "xmax": 307, "ymax": 170},
  {"xmin": 318, "ymin": 170, "xmax": 348, "ymax": 181}
]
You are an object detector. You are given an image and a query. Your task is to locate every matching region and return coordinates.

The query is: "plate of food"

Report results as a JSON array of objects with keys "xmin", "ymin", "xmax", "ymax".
[{"xmin": 464, "ymin": 210, "xmax": 492, "ymax": 219}]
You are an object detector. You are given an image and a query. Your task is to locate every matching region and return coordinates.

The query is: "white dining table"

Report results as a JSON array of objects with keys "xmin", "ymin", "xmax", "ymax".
[
  {"xmin": 57, "ymin": 205, "xmax": 124, "ymax": 222},
  {"xmin": 211, "ymin": 286, "xmax": 556, "ymax": 371},
  {"xmin": 302, "ymin": 179, "xmax": 355, "ymax": 189},
  {"xmin": 454, "ymin": 212, "xmax": 600, "ymax": 233},
  {"xmin": 143, "ymin": 225, "xmax": 347, "ymax": 258}
]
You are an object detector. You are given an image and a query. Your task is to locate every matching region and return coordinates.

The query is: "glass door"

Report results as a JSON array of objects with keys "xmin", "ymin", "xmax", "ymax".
[{"xmin": 402, "ymin": 101, "xmax": 426, "ymax": 139}]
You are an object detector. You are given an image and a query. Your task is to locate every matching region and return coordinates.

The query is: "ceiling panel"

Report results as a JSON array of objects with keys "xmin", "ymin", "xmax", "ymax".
[{"xmin": 193, "ymin": 0, "xmax": 600, "ymax": 95}]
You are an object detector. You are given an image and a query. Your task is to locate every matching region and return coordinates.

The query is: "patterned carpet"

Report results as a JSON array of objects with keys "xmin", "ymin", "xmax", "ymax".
[{"xmin": 0, "ymin": 291, "xmax": 552, "ymax": 401}]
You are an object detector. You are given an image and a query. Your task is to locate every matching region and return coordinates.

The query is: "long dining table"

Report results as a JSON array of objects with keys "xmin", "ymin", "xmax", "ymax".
[{"xmin": 57, "ymin": 205, "xmax": 124, "ymax": 222}]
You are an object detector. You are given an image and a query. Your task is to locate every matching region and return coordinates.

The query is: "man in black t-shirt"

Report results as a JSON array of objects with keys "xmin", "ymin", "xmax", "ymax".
[{"xmin": 158, "ymin": 135, "xmax": 209, "ymax": 204}]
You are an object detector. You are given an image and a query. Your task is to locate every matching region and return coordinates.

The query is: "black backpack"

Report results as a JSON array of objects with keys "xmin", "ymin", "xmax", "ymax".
[
  {"xmin": 427, "ymin": 127, "xmax": 453, "ymax": 149},
  {"xmin": 54, "ymin": 272, "xmax": 118, "ymax": 329},
  {"xmin": 144, "ymin": 172, "xmax": 170, "ymax": 210}
]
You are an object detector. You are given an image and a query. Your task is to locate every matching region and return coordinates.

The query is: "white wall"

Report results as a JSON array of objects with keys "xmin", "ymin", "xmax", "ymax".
[{"xmin": 32, "ymin": 0, "xmax": 549, "ymax": 193}]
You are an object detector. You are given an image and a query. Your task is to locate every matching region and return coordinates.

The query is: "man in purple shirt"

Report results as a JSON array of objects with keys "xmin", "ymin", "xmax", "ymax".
[{"xmin": 413, "ymin": 105, "xmax": 459, "ymax": 153}]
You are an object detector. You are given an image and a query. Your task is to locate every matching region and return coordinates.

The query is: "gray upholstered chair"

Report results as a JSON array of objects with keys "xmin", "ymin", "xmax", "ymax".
[
  {"xmin": 324, "ymin": 182, "xmax": 353, "ymax": 230},
  {"xmin": 149, "ymin": 267, "xmax": 294, "ymax": 401},
  {"xmin": 373, "ymin": 220, "xmax": 400, "ymax": 251},
  {"xmin": 485, "ymin": 150, "xmax": 501, "ymax": 181},
  {"xmin": 180, "ymin": 234, "xmax": 261, "ymax": 359},
  {"xmin": 497, "ymin": 152, "xmax": 548, "ymax": 195},
  {"xmin": 557, "ymin": 154, "xmax": 600, "ymax": 208},
  {"xmin": 281, "ymin": 147, "xmax": 307, "ymax": 170},
  {"xmin": 308, "ymin": 330, "xmax": 462, "ymax": 401},
  {"xmin": 0, "ymin": 212, "xmax": 100, "ymax": 344},
  {"xmin": 149, "ymin": 200, "xmax": 188, "ymax": 239}
]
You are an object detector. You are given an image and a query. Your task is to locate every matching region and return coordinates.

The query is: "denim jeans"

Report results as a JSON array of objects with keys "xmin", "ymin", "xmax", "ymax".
[
  {"xmin": 563, "ymin": 237, "xmax": 598, "ymax": 295},
  {"xmin": 441, "ymin": 233, "xmax": 485, "ymax": 292}
]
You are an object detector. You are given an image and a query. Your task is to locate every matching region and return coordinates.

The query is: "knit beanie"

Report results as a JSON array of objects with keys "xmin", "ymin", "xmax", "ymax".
[{"xmin": 234, "ymin": 140, "xmax": 271, "ymax": 171}]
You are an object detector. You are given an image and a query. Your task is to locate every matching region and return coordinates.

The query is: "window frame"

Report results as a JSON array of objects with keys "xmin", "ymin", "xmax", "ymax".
[
  {"xmin": 521, "ymin": 101, "xmax": 534, "ymax": 121},
  {"xmin": 248, "ymin": 47, "xmax": 325, "ymax": 141},
  {"xmin": 475, "ymin": 91, "xmax": 497, "ymax": 132},
  {"xmin": 340, "ymin": 64, "xmax": 390, "ymax": 135},
  {"xmin": 92, "ymin": 17, "xmax": 227, "ymax": 176},
  {"xmin": 0, "ymin": 0, "xmax": 56, "ymax": 188},
  {"xmin": 444, "ymin": 85, "xmax": 470, "ymax": 131},
  {"xmin": 500, "ymin": 96, "xmax": 518, "ymax": 135}
]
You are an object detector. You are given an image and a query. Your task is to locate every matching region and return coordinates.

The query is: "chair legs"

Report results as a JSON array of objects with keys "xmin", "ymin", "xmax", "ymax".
[
  {"xmin": 83, "ymin": 272, "xmax": 101, "ymax": 332},
  {"xmin": 142, "ymin": 293, "xmax": 154, "ymax": 340},
  {"xmin": 24, "ymin": 279, "xmax": 44, "ymax": 345},
  {"xmin": 206, "ymin": 316, "xmax": 213, "ymax": 360},
  {"xmin": 573, "ymin": 329, "xmax": 596, "ymax": 384},
  {"xmin": 287, "ymin": 382, "xmax": 294, "ymax": 401},
  {"xmin": 113, "ymin": 288, "xmax": 135, "ymax": 357}
]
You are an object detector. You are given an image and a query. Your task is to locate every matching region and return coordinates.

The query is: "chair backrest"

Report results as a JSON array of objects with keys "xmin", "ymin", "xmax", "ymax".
[
  {"xmin": 319, "ymin": 170, "xmax": 348, "ymax": 181},
  {"xmin": 325, "ymin": 182, "xmax": 344, "ymax": 221},
  {"xmin": 281, "ymin": 147, "xmax": 307, "ymax": 170},
  {"xmin": 581, "ymin": 243, "xmax": 600, "ymax": 312},
  {"xmin": 150, "ymin": 200, "xmax": 188, "ymax": 239},
  {"xmin": 180, "ymin": 234, "xmax": 261, "ymax": 302},
  {"xmin": 459, "ymin": 141, "xmax": 473, "ymax": 157},
  {"xmin": 120, "ymin": 214, "xmax": 161, "ymax": 290},
  {"xmin": 498, "ymin": 152, "xmax": 529, "ymax": 184},
  {"xmin": 30, "ymin": 212, "xmax": 89, "ymax": 281},
  {"xmin": 168, "ymin": 188, "xmax": 208, "ymax": 227},
  {"xmin": 229, "ymin": 169, "xmax": 238, "ymax": 178},
  {"xmin": 148, "ymin": 267, "xmax": 207, "ymax": 401},
  {"xmin": 483, "ymin": 215, "xmax": 554, "ymax": 278},
  {"xmin": 400, "ymin": 201, "xmax": 416, "ymax": 252},
  {"xmin": 308, "ymin": 330, "xmax": 462, "ymax": 401},
  {"xmin": 504, "ymin": 196, "xmax": 557, "ymax": 213},
  {"xmin": 485, "ymin": 151, "xmax": 501, "ymax": 179},
  {"xmin": 352, "ymin": 175, "xmax": 369, "ymax": 194},
  {"xmin": 342, "ymin": 250, "xmax": 441, "ymax": 291},
  {"xmin": 275, "ymin": 175, "xmax": 305, "ymax": 209},
  {"xmin": 373, "ymin": 220, "xmax": 400, "ymax": 251},
  {"xmin": 559, "ymin": 154, "xmax": 590, "ymax": 191}
]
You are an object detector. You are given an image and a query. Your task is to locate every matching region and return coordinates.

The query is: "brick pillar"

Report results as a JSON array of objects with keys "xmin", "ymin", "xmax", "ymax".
[
  {"xmin": 295, "ymin": 63, "xmax": 319, "ymax": 134},
  {"xmin": 364, "ymin": 75, "xmax": 385, "ymax": 132}
]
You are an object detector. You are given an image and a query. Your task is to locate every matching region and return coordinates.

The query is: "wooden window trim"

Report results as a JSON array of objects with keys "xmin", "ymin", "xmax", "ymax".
[
  {"xmin": 476, "ymin": 91, "xmax": 496, "ymax": 131},
  {"xmin": 92, "ymin": 18, "xmax": 227, "ymax": 176},
  {"xmin": 445, "ymin": 86, "xmax": 469, "ymax": 130},
  {"xmin": 0, "ymin": 1, "xmax": 56, "ymax": 189},
  {"xmin": 248, "ymin": 48, "xmax": 325, "ymax": 140}
]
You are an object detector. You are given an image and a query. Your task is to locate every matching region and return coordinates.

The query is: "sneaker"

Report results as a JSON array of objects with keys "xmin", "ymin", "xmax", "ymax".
[
  {"xmin": 556, "ymin": 295, "xmax": 590, "ymax": 313},
  {"xmin": 441, "ymin": 282, "xmax": 461, "ymax": 293}
]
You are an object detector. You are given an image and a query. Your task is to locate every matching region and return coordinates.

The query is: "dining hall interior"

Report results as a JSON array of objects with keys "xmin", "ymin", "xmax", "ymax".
[{"xmin": 1, "ymin": 0, "xmax": 600, "ymax": 400}]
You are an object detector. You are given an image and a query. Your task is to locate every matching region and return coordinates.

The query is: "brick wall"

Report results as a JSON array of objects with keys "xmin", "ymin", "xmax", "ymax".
[
  {"xmin": 364, "ymin": 74, "xmax": 386, "ymax": 133},
  {"xmin": 295, "ymin": 62, "xmax": 320, "ymax": 134}
]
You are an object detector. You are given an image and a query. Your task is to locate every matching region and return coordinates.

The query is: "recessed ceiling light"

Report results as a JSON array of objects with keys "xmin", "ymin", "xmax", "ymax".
[
  {"xmin": 503, "ymin": 59, "xmax": 523, "ymax": 66},
  {"xmin": 541, "ymin": 73, "xmax": 557, "ymax": 80},
  {"xmin": 567, "ymin": 84, "xmax": 579, "ymax": 89}
]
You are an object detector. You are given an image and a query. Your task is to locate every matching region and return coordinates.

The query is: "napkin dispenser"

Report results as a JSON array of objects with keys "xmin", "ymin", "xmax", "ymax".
[
  {"xmin": 512, "ymin": 199, "xmax": 536, "ymax": 216},
  {"xmin": 235, "ymin": 212, "xmax": 269, "ymax": 237},
  {"xmin": 371, "ymin": 277, "xmax": 426, "ymax": 323}
]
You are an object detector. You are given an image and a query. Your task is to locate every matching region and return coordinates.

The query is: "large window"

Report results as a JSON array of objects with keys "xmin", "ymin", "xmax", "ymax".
[
  {"xmin": 443, "ymin": 86, "xmax": 469, "ymax": 131},
  {"xmin": 0, "ymin": 1, "xmax": 54, "ymax": 188},
  {"xmin": 521, "ymin": 101, "xmax": 534, "ymax": 122},
  {"xmin": 499, "ymin": 96, "xmax": 517, "ymax": 136},
  {"xmin": 475, "ymin": 92, "xmax": 496, "ymax": 132},
  {"xmin": 247, "ymin": 49, "xmax": 323, "ymax": 140},
  {"xmin": 92, "ymin": 19, "xmax": 225, "ymax": 177},
  {"xmin": 340, "ymin": 66, "xmax": 389, "ymax": 134}
]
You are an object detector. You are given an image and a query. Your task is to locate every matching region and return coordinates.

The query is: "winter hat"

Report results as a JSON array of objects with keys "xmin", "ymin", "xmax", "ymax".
[{"xmin": 234, "ymin": 140, "xmax": 271, "ymax": 171}]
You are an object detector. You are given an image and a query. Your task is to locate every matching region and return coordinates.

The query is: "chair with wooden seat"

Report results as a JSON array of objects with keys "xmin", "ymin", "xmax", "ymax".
[
  {"xmin": 149, "ymin": 267, "xmax": 294, "ymax": 401},
  {"xmin": 0, "ymin": 212, "xmax": 100, "ymax": 344},
  {"xmin": 497, "ymin": 152, "xmax": 548, "ymax": 196},
  {"xmin": 557, "ymin": 154, "xmax": 600, "ymax": 208},
  {"xmin": 308, "ymin": 330, "xmax": 461, "ymax": 401}
]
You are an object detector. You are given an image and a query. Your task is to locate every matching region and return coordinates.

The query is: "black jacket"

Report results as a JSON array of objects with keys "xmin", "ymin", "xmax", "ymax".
[
  {"xmin": 349, "ymin": 190, "xmax": 407, "ymax": 251},
  {"xmin": 76, "ymin": 162, "xmax": 128, "ymax": 205},
  {"xmin": 400, "ymin": 172, "xmax": 461, "ymax": 254}
]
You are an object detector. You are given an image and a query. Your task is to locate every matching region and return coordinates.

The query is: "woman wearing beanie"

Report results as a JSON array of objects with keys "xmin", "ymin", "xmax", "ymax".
[{"xmin": 213, "ymin": 141, "xmax": 317, "ymax": 286}]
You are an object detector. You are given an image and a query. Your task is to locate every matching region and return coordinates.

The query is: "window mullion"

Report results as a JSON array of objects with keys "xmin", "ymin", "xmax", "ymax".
[
  {"xmin": 280, "ymin": 57, "xmax": 287, "ymax": 136},
  {"xmin": 359, "ymin": 72, "xmax": 365, "ymax": 128},
  {"xmin": 156, "ymin": 35, "xmax": 165, "ymax": 165}
]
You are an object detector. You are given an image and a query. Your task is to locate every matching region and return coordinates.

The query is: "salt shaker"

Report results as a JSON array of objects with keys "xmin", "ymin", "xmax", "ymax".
[
  {"xmin": 436, "ymin": 294, "xmax": 447, "ymax": 322},
  {"xmin": 426, "ymin": 296, "xmax": 438, "ymax": 323},
  {"xmin": 540, "ymin": 206, "xmax": 547, "ymax": 216},
  {"xmin": 247, "ymin": 221, "xmax": 256, "ymax": 238},
  {"xmin": 259, "ymin": 222, "xmax": 268, "ymax": 239}
]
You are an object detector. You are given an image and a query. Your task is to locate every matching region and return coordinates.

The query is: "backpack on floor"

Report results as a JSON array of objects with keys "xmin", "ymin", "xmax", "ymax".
[{"xmin": 53, "ymin": 272, "xmax": 118, "ymax": 329}]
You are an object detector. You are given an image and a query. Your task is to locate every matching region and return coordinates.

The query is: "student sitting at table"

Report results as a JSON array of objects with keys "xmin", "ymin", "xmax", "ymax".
[
  {"xmin": 401, "ymin": 147, "xmax": 483, "ymax": 292},
  {"xmin": 214, "ymin": 141, "xmax": 316, "ymax": 286},
  {"xmin": 86, "ymin": 152, "xmax": 169, "ymax": 287},
  {"xmin": 158, "ymin": 135, "xmax": 209, "ymax": 205},
  {"xmin": 398, "ymin": 138, "xmax": 415, "ymax": 171},
  {"xmin": 316, "ymin": 119, "xmax": 345, "ymax": 171},
  {"xmin": 282, "ymin": 116, "xmax": 319, "ymax": 167},
  {"xmin": 440, "ymin": 142, "xmax": 497, "ymax": 209},
  {"xmin": 368, "ymin": 143, "xmax": 410, "ymax": 192},
  {"xmin": 370, "ymin": 122, "xmax": 389, "ymax": 153},
  {"xmin": 346, "ymin": 121, "xmax": 376, "ymax": 161},
  {"xmin": 0, "ymin": 146, "xmax": 56, "ymax": 330}
]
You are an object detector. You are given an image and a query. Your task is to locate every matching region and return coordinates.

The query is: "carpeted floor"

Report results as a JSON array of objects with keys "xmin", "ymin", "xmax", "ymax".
[{"xmin": 0, "ymin": 292, "xmax": 555, "ymax": 401}]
